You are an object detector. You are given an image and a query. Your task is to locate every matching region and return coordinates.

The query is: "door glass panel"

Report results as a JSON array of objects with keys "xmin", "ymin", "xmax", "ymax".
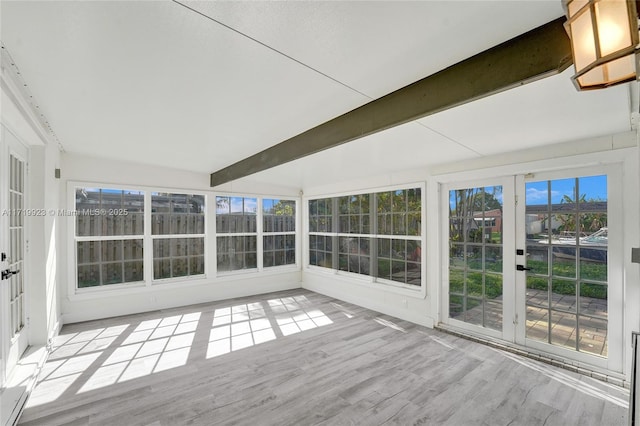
[
  {"xmin": 8, "ymin": 154, "xmax": 25, "ymax": 336},
  {"xmin": 525, "ymin": 175, "xmax": 608, "ymax": 357},
  {"xmin": 449, "ymin": 185, "xmax": 503, "ymax": 331}
]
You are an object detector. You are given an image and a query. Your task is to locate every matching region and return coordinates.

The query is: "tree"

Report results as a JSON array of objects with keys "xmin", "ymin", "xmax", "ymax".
[
  {"xmin": 449, "ymin": 186, "xmax": 502, "ymax": 243},
  {"xmin": 555, "ymin": 191, "xmax": 606, "ymax": 234}
]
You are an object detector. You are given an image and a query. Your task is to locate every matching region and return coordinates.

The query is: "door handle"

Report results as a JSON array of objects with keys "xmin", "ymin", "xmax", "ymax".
[
  {"xmin": 1, "ymin": 269, "xmax": 19, "ymax": 280},
  {"xmin": 516, "ymin": 265, "xmax": 531, "ymax": 271}
]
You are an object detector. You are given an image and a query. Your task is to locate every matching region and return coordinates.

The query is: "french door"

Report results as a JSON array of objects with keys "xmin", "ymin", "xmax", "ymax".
[
  {"xmin": 443, "ymin": 167, "xmax": 621, "ymax": 371},
  {"xmin": 0, "ymin": 127, "xmax": 29, "ymax": 388}
]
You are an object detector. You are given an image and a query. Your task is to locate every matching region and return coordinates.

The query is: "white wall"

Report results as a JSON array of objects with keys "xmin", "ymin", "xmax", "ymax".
[
  {"xmin": 28, "ymin": 140, "xmax": 61, "ymax": 346},
  {"xmin": 59, "ymin": 153, "xmax": 302, "ymax": 324}
]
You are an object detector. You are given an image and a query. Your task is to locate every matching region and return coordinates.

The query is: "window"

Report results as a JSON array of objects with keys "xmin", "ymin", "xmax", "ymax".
[
  {"xmin": 75, "ymin": 187, "xmax": 144, "ymax": 288},
  {"xmin": 308, "ymin": 187, "xmax": 423, "ymax": 287},
  {"xmin": 216, "ymin": 196, "xmax": 257, "ymax": 272},
  {"xmin": 152, "ymin": 193, "xmax": 205, "ymax": 280},
  {"xmin": 263, "ymin": 199, "xmax": 296, "ymax": 267}
]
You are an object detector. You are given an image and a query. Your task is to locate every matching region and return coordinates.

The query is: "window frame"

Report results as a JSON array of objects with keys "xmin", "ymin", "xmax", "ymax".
[
  {"xmin": 262, "ymin": 198, "xmax": 297, "ymax": 269},
  {"xmin": 150, "ymin": 192, "xmax": 206, "ymax": 283},
  {"xmin": 305, "ymin": 182, "xmax": 426, "ymax": 296},
  {"xmin": 215, "ymin": 195, "xmax": 299, "ymax": 277},
  {"xmin": 68, "ymin": 182, "xmax": 302, "ymax": 298},
  {"xmin": 73, "ymin": 186, "xmax": 146, "ymax": 290},
  {"xmin": 68, "ymin": 181, "xmax": 210, "ymax": 297}
]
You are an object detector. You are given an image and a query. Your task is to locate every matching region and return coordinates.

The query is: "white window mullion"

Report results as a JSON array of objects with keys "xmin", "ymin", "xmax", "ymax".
[
  {"xmin": 144, "ymin": 191, "xmax": 153, "ymax": 286},
  {"xmin": 257, "ymin": 197, "xmax": 264, "ymax": 271},
  {"xmin": 207, "ymin": 193, "xmax": 216, "ymax": 278}
]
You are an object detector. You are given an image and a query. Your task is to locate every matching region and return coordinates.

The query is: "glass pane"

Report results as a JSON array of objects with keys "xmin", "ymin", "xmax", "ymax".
[
  {"xmin": 580, "ymin": 248, "xmax": 607, "ymax": 281},
  {"xmin": 552, "ymin": 248, "xmax": 576, "ymax": 278},
  {"xmin": 264, "ymin": 251, "xmax": 275, "ymax": 268},
  {"xmin": 449, "ymin": 295, "xmax": 464, "ymax": 320},
  {"xmin": 275, "ymin": 250, "xmax": 286, "ymax": 267},
  {"xmin": 551, "ymin": 178, "xmax": 578, "ymax": 211},
  {"xmin": 120, "ymin": 239, "xmax": 136, "ymax": 263},
  {"xmin": 466, "ymin": 246, "xmax": 482, "ymax": 271},
  {"xmin": 391, "ymin": 239, "xmax": 405, "ymax": 260},
  {"xmin": 392, "ymin": 190, "xmax": 406, "ymax": 212},
  {"xmin": 122, "ymin": 191, "xmax": 144, "ymax": 213},
  {"xmin": 550, "ymin": 311, "xmax": 577, "ymax": 350},
  {"xmin": 154, "ymin": 259, "xmax": 170, "ymax": 279},
  {"xmin": 449, "ymin": 244, "xmax": 464, "ymax": 268},
  {"xmin": 407, "ymin": 213, "xmax": 420, "ymax": 236},
  {"xmin": 378, "ymin": 258, "xmax": 391, "ymax": 280},
  {"xmin": 580, "ymin": 282, "xmax": 607, "ymax": 319},
  {"xmin": 171, "ymin": 214, "xmax": 188, "ymax": 234},
  {"xmin": 465, "ymin": 298, "xmax": 483, "ymax": 326},
  {"xmin": 154, "ymin": 239, "xmax": 171, "ymax": 258},
  {"xmin": 189, "ymin": 238, "xmax": 204, "ymax": 256},
  {"xmin": 378, "ymin": 214, "xmax": 391, "ymax": 235},
  {"xmin": 485, "ymin": 273, "xmax": 502, "ymax": 301},
  {"xmin": 77, "ymin": 241, "xmax": 100, "ymax": 264},
  {"xmin": 102, "ymin": 240, "xmax": 123, "ymax": 262},
  {"xmin": 485, "ymin": 301, "xmax": 502, "ymax": 331},
  {"xmin": 392, "ymin": 213, "xmax": 406, "ymax": 235},
  {"xmin": 527, "ymin": 276, "xmax": 549, "ymax": 307},
  {"xmin": 349, "ymin": 216, "xmax": 359, "ymax": 234},
  {"xmin": 245, "ymin": 252, "xmax": 257, "ymax": 269},
  {"xmin": 579, "ymin": 316, "xmax": 607, "ymax": 357},
  {"xmin": 76, "ymin": 188, "xmax": 146, "ymax": 237},
  {"xmin": 262, "ymin": 236, "xmax": 276, "ymax": 251},
  {"xmin": 78, "ymin": 264, "xmax": 100, "ymax": 288},
  {"xmin": 526, "ymin": 245, "xmax": 549, "ymax": 275},
  {"xmin": 286, "ymin": 249, "xmax": 295, "ymax": 265},
  {"xmin": 153, "ymin": 213, "xmax": 171, "ymax": 235},
  {"xmin": 526, "ymin": 304, "xmax": 549, "ymax": 342},
  {"xmin": 171, "ymin": 238, "xmax": 188, "ymax": 257},
  {"xmin": 377, "ymin": 192, "xmax": 391, "ymax": 213},
  {"xmin": 551, "ymin": 279, "xmax": 576, "ymax": 312},
  {"xmin": 449, "ymin": 269, "xmax": 464, "ymax": 294},
  {"xmin": 124, "ymin": 213, "xmax": 144, "ymax": 235},
  {"xmin": 76, "ymin": 214, "xmax": 101, "ymax": 237},
  {"xmin": 217, "ymin": 254, "xmax": 231, "ymax": 272},
  {"xmin": 124, "ymin": 261, "xmax": 143, "ymax": 282},
  {"xmin": 190, "ymin": 256, "xmax": 205, "ymax": 275},
  {"xmin": 391, "ymin": 260, "xmax": 405, "ymax": 283},
  {"xmin": 467, "ymin": 272, "xmax": 483, "ymax": 298},
  {"xmin": 172, "ymin": 258, "xmax": 188, "ymax": 277},
  {"xmin": 103, "ymin": 263, "xmax": 123, "ymax": 285},
  {"xmin": 263, "ymin": 199, "xmax": 295, "ymax": 232}
]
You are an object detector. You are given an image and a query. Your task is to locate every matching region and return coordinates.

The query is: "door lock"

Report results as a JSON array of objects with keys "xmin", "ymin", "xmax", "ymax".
[
  {"xmin": 1, "ymin": 269, "xmax": 19, "ymax": 280},
  {"xmin": 516, "ymin": 265, "xmax": 531, "ymax": 271}
]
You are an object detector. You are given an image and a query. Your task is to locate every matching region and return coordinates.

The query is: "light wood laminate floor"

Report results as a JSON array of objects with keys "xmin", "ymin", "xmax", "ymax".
[{"xmin": 19, "ymin": 289, "xmax": 628, "ymax": 425}]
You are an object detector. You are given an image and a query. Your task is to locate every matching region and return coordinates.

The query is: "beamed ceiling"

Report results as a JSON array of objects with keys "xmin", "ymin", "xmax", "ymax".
[{"xmin": 0, "ymin": 1, "xmax": 633, "ymax": 190}]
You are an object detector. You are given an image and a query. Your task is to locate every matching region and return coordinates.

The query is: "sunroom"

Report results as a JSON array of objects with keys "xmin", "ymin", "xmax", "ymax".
[{"xmin": 1, "ymin": 1, "xmax": 639, "ymax": 425}]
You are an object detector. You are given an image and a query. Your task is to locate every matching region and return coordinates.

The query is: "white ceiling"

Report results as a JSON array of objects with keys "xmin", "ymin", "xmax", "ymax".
[{"xmin": 0, "ymin": 1, "xmax": 633, "ymax": 191}]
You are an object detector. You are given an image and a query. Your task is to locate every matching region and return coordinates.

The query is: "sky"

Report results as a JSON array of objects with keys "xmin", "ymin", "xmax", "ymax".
[
  {"xmin": 525, "ymin": 175, "xmax": 607, "ymax": 205},
  {"xmin": 448, "ymin": 174, "xmax": 607, "ymax": 208}
]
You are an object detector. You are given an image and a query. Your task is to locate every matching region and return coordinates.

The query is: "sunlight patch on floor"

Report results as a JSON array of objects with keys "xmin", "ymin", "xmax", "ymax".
[{"xmin": 206, "ymin": 295, "xmax": 333, "ymax": 358}]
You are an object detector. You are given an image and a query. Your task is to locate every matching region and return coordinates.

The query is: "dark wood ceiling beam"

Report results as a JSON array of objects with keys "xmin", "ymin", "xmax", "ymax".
[{"xmin": 210, "ymin": 17, "xmax": 572, "ymax": 187}]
